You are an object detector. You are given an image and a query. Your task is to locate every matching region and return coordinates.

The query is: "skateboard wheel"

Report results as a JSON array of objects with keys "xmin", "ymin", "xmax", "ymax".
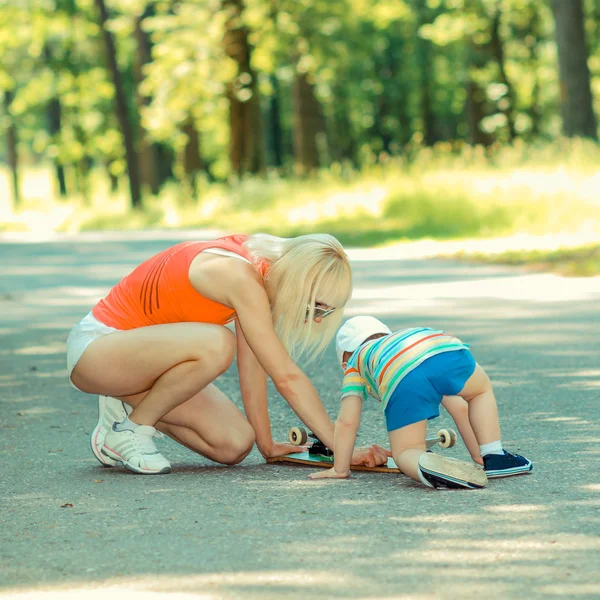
[
  {"xmin": 437, "ymin": 428, "xmax": 456, "ymax": 449},
  {"xmin": 288, "ymin": 426, "xmax": 308, "ymax": 446},
  {"xmin": 448, "ymin": 428, "xmax": 457, "ymax": 448}
]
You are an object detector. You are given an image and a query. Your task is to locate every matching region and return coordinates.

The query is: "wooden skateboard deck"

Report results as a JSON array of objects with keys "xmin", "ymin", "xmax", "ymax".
[{"xmin": 267, "ymin": 451, "xmax": 400, "ymax": 473}]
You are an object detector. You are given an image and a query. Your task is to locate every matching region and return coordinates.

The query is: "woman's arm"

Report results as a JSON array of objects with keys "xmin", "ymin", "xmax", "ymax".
[
  {"xmin": 230, "ymin": 276, "xmax": 342, "ymax": 451},
  {"xmin": 235, "ymin": 320, "xmax": 306, "ymax": 458},
  {"xmin": 235, "ymin": 320, "xmax": 270, "ymax": 452}
]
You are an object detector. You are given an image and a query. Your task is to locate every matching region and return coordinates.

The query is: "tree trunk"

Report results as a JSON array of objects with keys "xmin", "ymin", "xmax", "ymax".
[
  {"xmin": 94, "ymin": 0, "xmax": 142, "ymax": 207},
  {"xmin": 292, "ymin": 70, "xmax": 326, "ymax": 175},
  {"xmin": 328, "ymin": 87, "xmax": 357, "ymax": 167},
  {"xmin": 43, "ymin": 46, "xmax": 68, "ymax": 197},
  {"xmin": 490, "ymin": 3, "xmax": 516, "ymax": 141},
  {"xmin": 420, "ymin": 61, "xmax": 435, "ymax": 146},
  {"xmin": 266, "ymin": 75, "xmax": 283, "ymax": 168},
  {"xmin": 3, "ymin": 90, "xmax": 20, "ymax": 207},
  {"xmin": 181, "ymin": 116, "xmax": 204, "ymax": 198},
  {"xmin": 465, "ymin": 35, "xmax": 495, "ymax": 146},
  {"xmin": 106, "ymin": 163, "xmax": 119, "ymax": 194},
  {"xmin": 372, "ymin": 43, "xmax": 397, "ymax": 153},
  {"xmin": 526, "ymin": 6, "xmax": 542, "ymax": 137},
  {"xmin": 551, "ymin": 0, "xmax": 598, "ymax": 139},
  {"xmin": 48, "ymin": 96, "xmax": 68, "ymax": 197},
  {"xmin": 392, "ymin": 42, "xmax": 411, "ymax": 147},
  {"xmin": 416, "ymin": 7, "xmax": 437, "ymax": 146},
  {"xmin": 465, "ymin": 79, "xmax": 493, "ymax": 146},
  {"xmin": 222, "ymin": 0, "xmax": 265, "ymax": 176},
  {"xmin": 133, "ymin": 10, "xmax": 161, "ymax": 195}
]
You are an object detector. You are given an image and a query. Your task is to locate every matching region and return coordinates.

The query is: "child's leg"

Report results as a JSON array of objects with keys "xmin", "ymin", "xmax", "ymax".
[
  {"xmin": 441, "ymin": 395, "xmax": 483, "ymax": 465},
  {"xmin": 388, "ymin": 421, "xmax": 487, "ymax": 489},
  {"xmin": 457, "ymin": 363, "xmax": 533, "ymax": 477},
  {"xmin": 388, "ymin": 420, "xmax": 428, "ymax": 482},
  {"xmin": 456, "ymin": 364, "xmax": 501, "ymax": 445}
]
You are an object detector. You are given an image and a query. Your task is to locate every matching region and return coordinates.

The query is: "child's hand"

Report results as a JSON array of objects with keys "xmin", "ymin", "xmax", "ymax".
[
  {"xmin": 351, "ymin": 445, "xmax": 390, "ymax": 467},
  {"xmin": 308, "ymin": 467, "xmax": 350, "ymax": 480}
]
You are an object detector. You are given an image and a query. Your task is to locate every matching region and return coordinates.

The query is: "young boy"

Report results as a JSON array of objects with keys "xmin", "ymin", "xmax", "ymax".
[{"xmin": 309, "ymin": 316, "xmax": 532, "ymax": 489}]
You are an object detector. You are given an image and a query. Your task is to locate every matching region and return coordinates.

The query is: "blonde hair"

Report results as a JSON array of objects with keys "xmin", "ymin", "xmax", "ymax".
[{"xmin": 244, "ymin": 233, "xmax": 352, "ymax": 361}]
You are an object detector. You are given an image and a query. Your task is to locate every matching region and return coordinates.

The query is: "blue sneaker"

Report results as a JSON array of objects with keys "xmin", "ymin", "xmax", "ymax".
[{"xmin": 483, "ymin": 450, "xmax": 532, "ymax": 478}]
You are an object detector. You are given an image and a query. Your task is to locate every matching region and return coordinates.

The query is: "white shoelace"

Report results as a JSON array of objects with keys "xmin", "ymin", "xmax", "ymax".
[{"xmin": 129, "ymin": 427, "xmax": 161, "ymax": 454}]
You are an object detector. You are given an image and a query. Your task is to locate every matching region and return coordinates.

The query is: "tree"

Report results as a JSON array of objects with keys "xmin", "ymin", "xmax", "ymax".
[
  {"xmin": 222, "ymin": 0, "xmax": 265, "ymax": 176},
  {"xmin": 3, "ymin": 89, "xmax": 20, "ymax": 206},
  {"xmin": 292, "ymin": 69, "xmax": 326, "ymax": 174},
  {"xmin": 489, "ymin": 1, "xmax": 516, "ymax": 141},
  {"xmin": 551, "ymin": 0, "xmax": 598, "ymax": 139},
  {"xmin": 44, "ymin": 45, "xmax": 68, "ymax": 197},
  {"xmin": 133, "ymin": 7, "xmax": 162, "ymax": 195},
  {"xmin": 94, "ymin": 0, "xmax": 142, "ymax": 208}
]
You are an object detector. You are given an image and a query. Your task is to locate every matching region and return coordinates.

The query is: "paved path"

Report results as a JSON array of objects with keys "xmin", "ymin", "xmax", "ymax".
[{"xmin": 1, "ymin": 232, "xmax": 599, "ymax": 600}]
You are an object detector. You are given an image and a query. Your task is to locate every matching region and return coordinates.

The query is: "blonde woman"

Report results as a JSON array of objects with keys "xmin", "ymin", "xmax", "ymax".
[{"xmin": 67, "ymin": 233, "xmax": 388, "ymax": 474}]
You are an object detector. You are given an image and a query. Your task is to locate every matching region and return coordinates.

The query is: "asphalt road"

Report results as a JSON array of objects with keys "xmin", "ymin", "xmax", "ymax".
[{"xmin": 1, "ymin": 231, "xmax": 599, "ymax": 600}]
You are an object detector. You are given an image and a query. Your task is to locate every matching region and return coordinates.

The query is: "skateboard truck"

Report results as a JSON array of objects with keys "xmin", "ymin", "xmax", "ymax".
[
  {"xmin": 288, "ymin": 426, "xmax": 333, "ymax": 457},
  {"xmin": 307, "ymin": 434, "xmax": 333, "ymax": 457}
]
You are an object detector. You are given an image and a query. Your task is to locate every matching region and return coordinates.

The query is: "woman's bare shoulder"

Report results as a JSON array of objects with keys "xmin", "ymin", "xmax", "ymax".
[{"xmin": 188, "ymin": 252, "xmax": 265, "ymax": 305}]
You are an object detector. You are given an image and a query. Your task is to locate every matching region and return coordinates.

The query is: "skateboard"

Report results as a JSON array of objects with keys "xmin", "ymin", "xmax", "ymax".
[{"xmin": 266, "ymin": 426, "xmax": 458, "ymax": 473}]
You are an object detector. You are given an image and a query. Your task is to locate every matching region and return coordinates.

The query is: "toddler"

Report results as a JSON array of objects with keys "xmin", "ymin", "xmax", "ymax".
[{"xmin": 309, "ymin": 316, "xmax": 532, "ymax": 488}]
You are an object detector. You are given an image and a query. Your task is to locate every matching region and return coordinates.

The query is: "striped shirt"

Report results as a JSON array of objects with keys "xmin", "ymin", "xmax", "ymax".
[{"xmin": 341, "ymin": 327, "xmax": 470, "ymax": 410}]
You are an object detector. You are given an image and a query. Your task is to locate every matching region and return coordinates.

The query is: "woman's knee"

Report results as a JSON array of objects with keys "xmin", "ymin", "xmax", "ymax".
[
  {"xmin": 218, "ymin": 425, "xmax": 256, "ymax": 465},
  {"xmin": 205, "ymin": 327, "xmax": 237, "ymax": 373}
]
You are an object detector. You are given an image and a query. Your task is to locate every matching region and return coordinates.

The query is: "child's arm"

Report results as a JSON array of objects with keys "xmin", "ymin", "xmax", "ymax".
[
  {"xmin": 441, "ymin": 395, "xmax": 483, "ymax": 465},
  {"xmin": 308, "ymin": 395, "xmax": 363, "ymax": 479}
]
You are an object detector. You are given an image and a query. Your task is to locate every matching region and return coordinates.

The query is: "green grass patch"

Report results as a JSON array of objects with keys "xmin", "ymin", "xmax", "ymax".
[{"xmin": 455, "ymin": 244, "xmax": 600, "ymax": 277}]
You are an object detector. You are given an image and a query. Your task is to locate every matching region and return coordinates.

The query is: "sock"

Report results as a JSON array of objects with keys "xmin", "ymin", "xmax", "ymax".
[
  {"xmin": 480, "ymin": 440, "xmax": 503, "ymax": 457},
  {"xmin": 113, "ymin": 416, "xmax": 138, "ymax": 432}
]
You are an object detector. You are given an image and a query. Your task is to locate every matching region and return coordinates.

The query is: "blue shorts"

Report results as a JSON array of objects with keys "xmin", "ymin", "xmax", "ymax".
[{"xmin": 384, "ymin": 349, "xmax": 477, "ymax": 432}]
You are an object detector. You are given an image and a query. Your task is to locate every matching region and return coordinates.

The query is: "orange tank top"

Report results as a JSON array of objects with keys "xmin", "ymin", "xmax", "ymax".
[{"xmin": 92, "ymin": 234, "xmax": 268, "ymax": 330}]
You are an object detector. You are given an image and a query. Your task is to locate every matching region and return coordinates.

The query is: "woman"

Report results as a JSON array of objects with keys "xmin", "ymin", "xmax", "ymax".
[{"xmin": 67, "ymin": 232, "xmax": 388, "ymax": 474}]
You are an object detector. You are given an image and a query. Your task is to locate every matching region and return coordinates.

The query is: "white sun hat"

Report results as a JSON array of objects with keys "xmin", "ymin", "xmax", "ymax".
[{"xmin": 335, "ymin": 316, "xmax": 392, "ymax": 366}]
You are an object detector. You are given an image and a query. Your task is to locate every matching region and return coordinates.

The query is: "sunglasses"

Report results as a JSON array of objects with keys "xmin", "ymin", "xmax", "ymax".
[{"xmin": 306, "ymin": 303, "xmax": 336, "ymax": 321}]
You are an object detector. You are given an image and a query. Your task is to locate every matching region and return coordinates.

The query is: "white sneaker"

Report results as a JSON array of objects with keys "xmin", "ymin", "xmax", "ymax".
[
  {"xmin": 90, "ymin": 395, "xmax": 131, "ymax": 467},
  {"xmin": 102, "ymin": 423, "xmax": 172, "ymax": 474}
]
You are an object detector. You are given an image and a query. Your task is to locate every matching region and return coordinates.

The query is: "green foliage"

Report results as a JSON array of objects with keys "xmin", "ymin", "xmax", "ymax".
[{"xmin": 0, "ymin": 0, "xmax": 599, "ymax": 208}]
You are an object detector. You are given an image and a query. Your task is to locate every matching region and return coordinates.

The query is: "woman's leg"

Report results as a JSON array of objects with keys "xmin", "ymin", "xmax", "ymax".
[
  {"xmin": 455, "ymin": 363, "xmax": 501, "ymax": 446},
  {"xmin": 72, "ymin": 322, "xmax": 236, "ymax": 425},
  {"xmin": 118, "ymin": 384, "xmax": 255, "ymax": 465},
  {"xmin": 72, "ymin": 322, "xmax": 254, "ymax": 466}
]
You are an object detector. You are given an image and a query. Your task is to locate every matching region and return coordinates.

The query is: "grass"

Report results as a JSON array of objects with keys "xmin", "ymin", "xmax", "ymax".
[
  {"xmin": 1, "ymin": 139, "xmax": 599, "ymax": 275},
  {"xmin": 454, "ymin": 244, "xmax": 600, "ymax": 277}
]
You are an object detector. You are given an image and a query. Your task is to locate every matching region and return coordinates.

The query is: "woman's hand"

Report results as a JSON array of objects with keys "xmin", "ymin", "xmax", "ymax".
[
  {"xmin": 308, "ymin": 467, "xmax": 350, "ymax": 480},
  {"xmin": 351, "ymin": 444, "xmax": 390, "ymax": 467},
  {"xmin": 259, "ymin": 440, "xmax": 309, "ymax": 459}
]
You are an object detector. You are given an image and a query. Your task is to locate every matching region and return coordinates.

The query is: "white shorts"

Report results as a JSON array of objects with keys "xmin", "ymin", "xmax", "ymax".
[{"xmin": 66, "ymin": 311, "xmax": 120, "ymax": 385}]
